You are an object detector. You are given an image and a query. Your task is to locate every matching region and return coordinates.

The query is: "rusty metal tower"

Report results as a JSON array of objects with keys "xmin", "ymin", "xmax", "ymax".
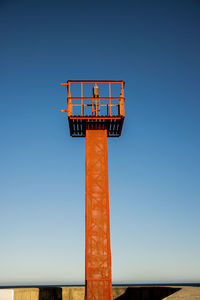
[{"xmin": 61, "ymin": 80, "xmax": 125, "ymax": 300}]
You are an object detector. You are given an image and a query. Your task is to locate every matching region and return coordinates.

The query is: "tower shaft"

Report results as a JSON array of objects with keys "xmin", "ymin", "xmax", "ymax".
[{"xmin": 85, "ymin": 129, "xmax": 112, "ymax": 300}]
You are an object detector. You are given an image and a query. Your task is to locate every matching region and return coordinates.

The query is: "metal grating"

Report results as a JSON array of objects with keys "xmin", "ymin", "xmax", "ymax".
[{"xmin": 69, "ymin": 117, "xmax": 124, "ymax": 137}]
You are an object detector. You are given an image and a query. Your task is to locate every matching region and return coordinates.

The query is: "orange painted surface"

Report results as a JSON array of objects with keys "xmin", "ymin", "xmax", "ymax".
[{"xmin": 85, "ymin": 129, "xmax": 112, "ymax": 300}]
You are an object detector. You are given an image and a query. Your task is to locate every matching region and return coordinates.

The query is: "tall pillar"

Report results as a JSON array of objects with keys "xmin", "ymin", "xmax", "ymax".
[{"xmin": 85, "ymin": 129, "xmax": 112, "ymax": 300}]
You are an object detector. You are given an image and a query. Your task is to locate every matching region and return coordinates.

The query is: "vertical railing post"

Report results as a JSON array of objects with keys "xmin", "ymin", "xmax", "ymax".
[
  {"xmin": 67, "ymin": 83, "xmax": 72, "ymax": 116},
  {"xmin": 109, "ymin": 83, "xmax": 111, "ymax": 116},
  {"xmin": 120, "ymin": 81, "xmax": 125, "ymax": 117},
  {"xmin": 98, "ymin": 97, "xmax": 100, "ymax": 116},
  {"xmin": 81, "ymin": 82, "xmax": 83, "ymax": 116}
]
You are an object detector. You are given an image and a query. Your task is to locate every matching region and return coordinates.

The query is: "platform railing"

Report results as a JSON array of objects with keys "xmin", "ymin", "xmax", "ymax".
[{"xmin": 61, "ymin": 80, "xmax": 125, "ymax": 118}]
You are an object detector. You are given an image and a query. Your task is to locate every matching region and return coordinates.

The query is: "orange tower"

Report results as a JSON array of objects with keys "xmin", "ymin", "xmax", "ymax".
[{"xmin": 61, "ymin": 80, "xmax": 125, "ymax": 300}]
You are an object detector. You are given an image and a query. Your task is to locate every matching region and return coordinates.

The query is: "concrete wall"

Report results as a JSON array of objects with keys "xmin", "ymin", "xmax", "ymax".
[
  {"xmin": 62, "ymin": 287, "xmax": 85, "ymax": 300},
  {"xmin": 14, "ymin": 288, "xmax": 39, "ymax": 300},
  {"xmin": 0, "ymin": 286, "xmax": 199, "ymax": 300},
  {"xmin": 0, "ymin": 289, "xmax": 13, "ymax": 300}
]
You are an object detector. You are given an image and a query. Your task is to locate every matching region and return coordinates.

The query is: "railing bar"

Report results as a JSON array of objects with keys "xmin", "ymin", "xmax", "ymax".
[
  {"xmin": 71, "ymin": 104, "xmax": 119, "ymax": 107},
  {"xmin": 69, "ymin": 97, "xmax": 122, "ymax": 99},
  {"xmin": 66, "ymin": 80, "xmax": 125, "ymax": 83}
]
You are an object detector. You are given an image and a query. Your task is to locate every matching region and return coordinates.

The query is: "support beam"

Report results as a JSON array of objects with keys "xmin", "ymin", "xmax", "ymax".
[{"xmin": 85, "ymin": 129, "xmax": 112, "ymax": 300}]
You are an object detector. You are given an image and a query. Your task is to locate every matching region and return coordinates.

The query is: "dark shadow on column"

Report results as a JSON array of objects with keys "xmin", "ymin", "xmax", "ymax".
[
  {"xmin": 115, "ymin": 287, "xmax": 181, "ymax": 300},
  {"xmin": 39, "ymin": 287, "xmax": 62, "ymax": 300}
]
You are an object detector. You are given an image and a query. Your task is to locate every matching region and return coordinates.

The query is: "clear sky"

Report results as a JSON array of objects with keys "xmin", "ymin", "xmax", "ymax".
[{"xmin": 0, "ymin": 0, "xmax": 200, "ymax": 285}]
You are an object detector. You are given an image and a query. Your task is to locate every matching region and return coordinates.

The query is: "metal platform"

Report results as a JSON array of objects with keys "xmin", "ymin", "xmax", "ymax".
[
  {"xmin": 61, "ymin": 80, "xmax": 125, "ymax": 138},
  {"xmin": 68, "ymin": 116, "xmax": 124, "ymax": 137}
]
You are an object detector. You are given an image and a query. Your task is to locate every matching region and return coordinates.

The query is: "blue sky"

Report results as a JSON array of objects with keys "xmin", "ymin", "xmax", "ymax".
[{"xmin": 0, "ymin": 0, "xmax": 200, "ymax": 285}]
